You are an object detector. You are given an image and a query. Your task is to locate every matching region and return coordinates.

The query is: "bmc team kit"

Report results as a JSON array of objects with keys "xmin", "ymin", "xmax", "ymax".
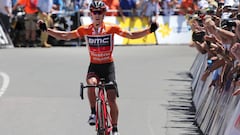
[{"xmin": 80, "ymin": 78, "xmax": 119, "ymax": 135}]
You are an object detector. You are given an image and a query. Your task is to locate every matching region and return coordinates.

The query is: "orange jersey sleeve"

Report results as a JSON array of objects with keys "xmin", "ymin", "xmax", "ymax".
[{"xmin": 104, "ymin": 23, "xmax": 129, "ymax": 38}]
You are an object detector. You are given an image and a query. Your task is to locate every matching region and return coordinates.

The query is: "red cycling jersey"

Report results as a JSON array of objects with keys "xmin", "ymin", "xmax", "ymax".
[{"xmin": 73, "ymin": 22, "xmax": 128, "ymax": 64}]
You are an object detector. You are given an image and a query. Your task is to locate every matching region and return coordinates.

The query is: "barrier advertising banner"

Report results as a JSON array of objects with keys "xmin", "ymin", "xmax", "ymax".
[
  {"xmin": 155, "ymin": 15, "xmax": 192, "ymax": 45},
  {"xmin": 117, "ymin": 17, "xmax": 156, "ymax": 45},
  {"xmin": 80, "ymin": 16, "xmax": 156, "ymax": 45},
  {"xmin": 0, "ymin": 22, "xmax": 13, "ymax": 48},
  {"xmin": 224, "ymin": 101, "xmax": 240, "ymax": 135},
  {"xmin": 80, "ymin": 15, "xmax": 192, "ymax": 45},
  {"xmin": 190, "ymin": 52, "xmax": 240, "ymax": 135}
]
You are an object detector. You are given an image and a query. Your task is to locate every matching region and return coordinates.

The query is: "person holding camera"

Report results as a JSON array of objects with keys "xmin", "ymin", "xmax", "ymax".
[
  {"xmin": 13, "ymin": 0, "xmax": 39, "ymax": 47},
  {"xmin": 199, "ymin": 16, "xmax": 236, "ymax": 90}
]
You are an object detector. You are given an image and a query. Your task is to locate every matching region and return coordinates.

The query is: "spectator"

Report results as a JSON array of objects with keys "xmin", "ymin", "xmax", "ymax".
[
  {"xmin": 37, "ymin": 0, "xmax": 54, "ymax": 48},
  {"xmin": 162, "ymin": 0, "xmax": 179, "ymax": 16},
  {"xmin": 227, "ymin": 20, "xmax": 240, "ymax": 95},
  {"xmin": 13, "ymin": 0, "xmax": 38, "ymax": 47},
  {"xmin": 12, "ymin": 0, "xmax": 18, "ymax": 5},
  {"xmin": 52, "ymin": 0, "xmax": 64, "ymax": 12},
  {"xmin": 78, "ymin": 0, "xmax": 92, "ymax": 16},
  {"xmin": 208, "ymin": 0, "xmax": 218, "ymax": 9},
  {"xmin": 135, "ymin": 0, "xmax": 148, "ymax": 16},
  {"xmin": 179, "ymin": 0, "xmax": 198, "ymax": 15},
  {"xmin": 199, "ymin": 16, "xmax": 236, "ymax": 89},
  {"xmin": 141, "ymin": 0, "xmax": 160, "ymax": 22},
  {"xmin": 62, "ymin": 0, "xmax": 74, "ymax": 11},
  {"xmin": 0, "ymin": 0, "xmax": 13, "ymax": 33},
  {"xmin": 197, "ymin": 0, "xmax": 209, "ymax": 10},
  {"xmin": 102, "ymin": 0, "xmax": 121, "ymax": 16},
  {"xmin": 119, "ymin": 0, "xmax": 137, "ymax": 20},
  {"xmin": 224, "ymin": 0, "xmax": 238, "ymax": 7},
  {"xmin": 73, "ymin": 0, "xmax": 81, "ymax": 11},
  {"xmin": 188, "ymin": 6, "xmax": 240, "ymax": 94}
]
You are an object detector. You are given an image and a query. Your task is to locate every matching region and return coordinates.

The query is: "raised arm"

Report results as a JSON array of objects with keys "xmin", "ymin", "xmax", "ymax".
[
  {"xmin": 122, "ymin": 22, "xmax": 159, "ymax": 39},
  {"xmin": 47, "ymin": 29, "xmax": 79, "ymax": 41},
  {"xmin": 38, "ymin": 20, "xmax": 79, "ymax": 40}
]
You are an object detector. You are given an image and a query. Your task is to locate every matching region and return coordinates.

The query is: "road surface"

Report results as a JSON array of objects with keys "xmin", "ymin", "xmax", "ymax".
[{"xmin": 0, "ymin": 45, "xmax": 200, "ymax": 135}]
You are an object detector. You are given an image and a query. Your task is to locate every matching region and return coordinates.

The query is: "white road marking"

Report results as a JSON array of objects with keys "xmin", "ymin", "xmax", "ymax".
[{"xmin": 0, "ymin": 72, "xmax": 10, "ymax": 97}]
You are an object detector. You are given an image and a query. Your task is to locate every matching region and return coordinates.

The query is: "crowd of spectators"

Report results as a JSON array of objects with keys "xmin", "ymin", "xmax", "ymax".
[
  {"xmin": 0, "ymin": 0, "xmax": 240, "ymax": 48},
  {"xmin": 188, "ymin": 0, "xmax": 240, "ymax": 95}
]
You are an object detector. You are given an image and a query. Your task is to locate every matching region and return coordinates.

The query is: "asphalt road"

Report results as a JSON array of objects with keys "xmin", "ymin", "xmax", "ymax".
[{"xmin": 0, "ymin": 45, "xmax": 200, "ymax": 135}]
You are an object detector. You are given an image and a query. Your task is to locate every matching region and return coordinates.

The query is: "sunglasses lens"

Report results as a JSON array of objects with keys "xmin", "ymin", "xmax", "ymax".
[{"xmin": 92, "ymin": 11, "xmax": 103, "ymax": 15}]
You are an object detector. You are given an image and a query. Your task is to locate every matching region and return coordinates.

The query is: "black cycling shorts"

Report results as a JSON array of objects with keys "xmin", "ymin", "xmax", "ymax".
[
  {"xmin": 87, "ymin": 62, "xmax": 119, "ymax": 96},
  {"xmin": 87, "ymin": 62, "xmax": 116, "ymax": 84}
]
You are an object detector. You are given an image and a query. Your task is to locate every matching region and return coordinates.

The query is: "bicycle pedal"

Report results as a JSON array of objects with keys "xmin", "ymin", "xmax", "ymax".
[{"xmin": 107, "ymin": 126, "xmax": 113, "ymax": 133}]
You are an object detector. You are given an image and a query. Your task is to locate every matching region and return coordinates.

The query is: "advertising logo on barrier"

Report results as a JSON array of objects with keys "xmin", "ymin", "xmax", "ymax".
[
  {"xmin": 117, "ymin": 17, "xmax": 156, "ymax": 45},
  {"xmin": 80, "ymin": 15, "xmax": 192, "ymax": 45},
  {"xmin": 0, "ymin": 24, "xmax": 13, "ymax": 48},
  {"xmin": 158, "ymin": 23, "xmax": 172, "ymax": 38},
  {"xmin": 155, "ymin": 15, "xmax": 192, "ymax": 45}
]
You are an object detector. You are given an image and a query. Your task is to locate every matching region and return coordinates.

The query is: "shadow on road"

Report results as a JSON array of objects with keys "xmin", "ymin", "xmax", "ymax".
[{"xmin": 164, "ymin": 72, "xmax": 204, "ymax": 135}]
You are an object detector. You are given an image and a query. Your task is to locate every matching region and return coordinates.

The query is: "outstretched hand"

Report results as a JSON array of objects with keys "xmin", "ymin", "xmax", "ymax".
[
  {"xmin": 37, "ymin": 20, "xmax": 47, "ymax": 32},
  {"xmin": 150, "ymin": 22, "xmax": 159, "ymax": 33}
]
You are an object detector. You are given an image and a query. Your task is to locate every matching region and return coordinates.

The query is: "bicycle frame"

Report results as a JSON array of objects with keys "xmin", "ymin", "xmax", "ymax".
[{"xmin": 80, "ymin": 80, "xmax": 116, "ymax": 135}]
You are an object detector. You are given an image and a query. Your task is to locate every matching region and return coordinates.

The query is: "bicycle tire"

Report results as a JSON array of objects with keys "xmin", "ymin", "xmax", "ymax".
[{"xmin": 97, "ymin": 99, "xmax": 106, "ymax": 135}]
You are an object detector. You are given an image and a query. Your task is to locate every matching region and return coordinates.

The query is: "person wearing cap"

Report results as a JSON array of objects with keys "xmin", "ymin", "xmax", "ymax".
[
  {"xmin": 0, "ymin": 0, "xmax": 13, "ymax": 33},
  {"xmin": 37, "ymin": 0, "xmax": 159, "ymax": 134}
]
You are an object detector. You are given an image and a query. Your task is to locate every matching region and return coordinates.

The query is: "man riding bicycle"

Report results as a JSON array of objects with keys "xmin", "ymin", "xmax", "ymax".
[{"xmin": 38, "ymin": 1, "xmax": 158, "ymax": 135}]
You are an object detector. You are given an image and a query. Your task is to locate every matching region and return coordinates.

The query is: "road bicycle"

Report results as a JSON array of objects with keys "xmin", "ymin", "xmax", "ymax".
[{"xmin": 80, "ymin": 78, "xmax": 119, "ymax": 135}]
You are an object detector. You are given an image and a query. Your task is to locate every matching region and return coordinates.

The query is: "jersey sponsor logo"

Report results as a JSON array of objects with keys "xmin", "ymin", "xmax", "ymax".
[
  {"xmin": 91, "ymin": 52, "xmax": 111, "ymax": 57},
  {"xmin": 90, "ymin": 51, "xmax": 112, "ymax": 63},
  {"xmin": 86, "ymin": 35, "xmax": 112, "ymax": 47},
  {"xmin": 92, "ymin": 56, "xmax": 111, "ymax": 61},
  {"xmin": 85, "ymin": 34, "xmax": 114, "ymax": 63}
]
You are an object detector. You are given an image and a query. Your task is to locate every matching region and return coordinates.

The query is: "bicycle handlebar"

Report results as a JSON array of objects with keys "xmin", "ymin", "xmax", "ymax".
[{"xmin": 80, "ymin": 81, "xmax": 118, "ymax": 100}]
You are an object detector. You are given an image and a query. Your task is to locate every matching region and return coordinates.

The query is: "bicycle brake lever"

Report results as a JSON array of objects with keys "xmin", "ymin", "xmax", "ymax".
[{"xmin": 80, "ymin": 83, "xmax": 84, "ymax": 100}]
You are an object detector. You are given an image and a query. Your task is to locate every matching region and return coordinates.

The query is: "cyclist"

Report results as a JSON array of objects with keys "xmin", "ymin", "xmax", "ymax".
[{"xmin": 38, "ymin": 0, "xmax": 158, "ymax": 134}]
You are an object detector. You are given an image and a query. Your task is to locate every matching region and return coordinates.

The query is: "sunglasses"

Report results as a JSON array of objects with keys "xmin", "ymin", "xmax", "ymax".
[{"xmin": 91, "ymin": 10, "xmax": 104, "ymax": 15}]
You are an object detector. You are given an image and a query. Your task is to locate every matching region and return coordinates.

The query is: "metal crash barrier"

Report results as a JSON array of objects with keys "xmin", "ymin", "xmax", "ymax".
[
  {"xmin": 190, "ymin": 53, "xmax": 240, "ymax": 135},
  {"xmin": 0, "ymin": 19, "xmax": 14, "ymax": 49}
]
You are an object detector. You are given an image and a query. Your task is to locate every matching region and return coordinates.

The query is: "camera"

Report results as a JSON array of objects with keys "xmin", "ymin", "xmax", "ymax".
[
  {"xmin": 226, "ymin": 20, "xmax": 237, "ymax": 27},
  {"xmin": 206, "ymin": 9, "xmax": 215, "ymax": 15},
  {"xmin": 192, "ymin": 31, "xmax": 205, "ymax": 43},
  {"xmin": 221, "ymin": 19, "xmax": 236, "ymax": 28}
]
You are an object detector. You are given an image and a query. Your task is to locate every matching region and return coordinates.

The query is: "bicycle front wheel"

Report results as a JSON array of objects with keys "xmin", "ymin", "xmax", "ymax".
[{"xmin": 97, "ymin": 100, "xmax": 107, "ymax": 135}]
